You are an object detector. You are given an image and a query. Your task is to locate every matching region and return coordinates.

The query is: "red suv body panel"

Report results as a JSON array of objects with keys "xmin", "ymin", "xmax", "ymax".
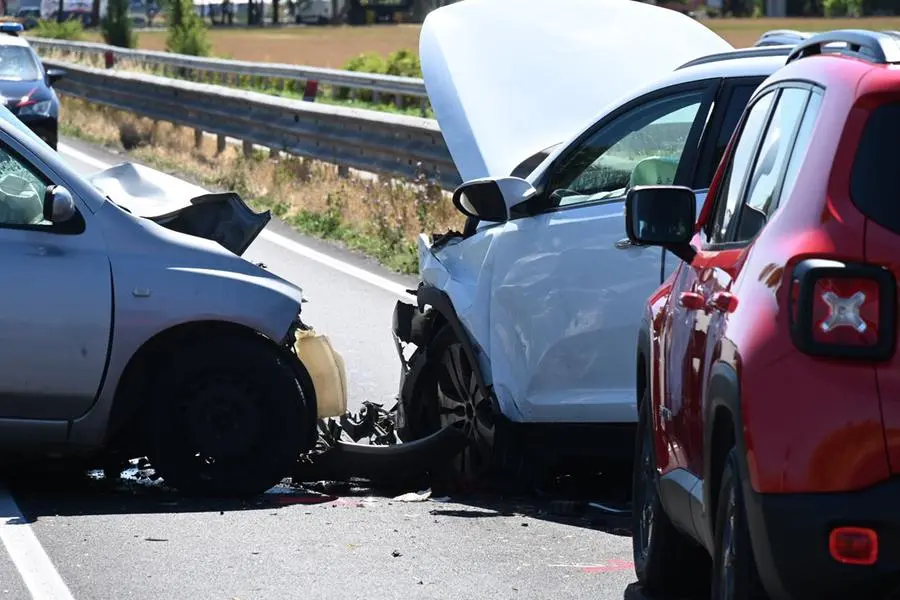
[
  {"xmin": 652, "ymin": 55, "xmax": 893, "ymax": 495},
  {"xmin": 642, "ymin": 46, "xmax": 900, "ymax": 600}
]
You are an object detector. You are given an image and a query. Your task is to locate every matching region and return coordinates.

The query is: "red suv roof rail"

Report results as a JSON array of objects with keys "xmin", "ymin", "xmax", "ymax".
[{"xmin": 786, "ymin": 29, "xmax": 900, "ymax": 65}]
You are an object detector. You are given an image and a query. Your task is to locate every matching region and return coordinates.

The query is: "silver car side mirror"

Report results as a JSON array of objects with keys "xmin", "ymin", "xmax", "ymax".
[{"xmin": 43, "ymin": 185, "xmax": 76, "ymax": 223}]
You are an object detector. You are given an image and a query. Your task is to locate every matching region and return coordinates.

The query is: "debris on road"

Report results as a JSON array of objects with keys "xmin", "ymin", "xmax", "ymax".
[
  {"xmin": 292, "ymin": 401, "xmax": 467, "ymax": 486},
  {"xmin": 393, "ymin": 489, "xmax": 432, "ymax": 502}
]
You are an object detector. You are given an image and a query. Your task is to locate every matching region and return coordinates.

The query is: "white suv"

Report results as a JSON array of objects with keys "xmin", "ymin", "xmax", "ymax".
[{"xmin": 392, "ymin": 0, "xmax": 797, "ymax": 487}]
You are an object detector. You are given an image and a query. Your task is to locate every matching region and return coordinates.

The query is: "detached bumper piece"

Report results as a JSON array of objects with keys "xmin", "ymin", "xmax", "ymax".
[
  {"xmin": 749, "ymin": 477, "xmax": 900, "ymax": 600},
  {"xmin": 295, "ymin": 424, "xmax": 467, "ymax": 484}
]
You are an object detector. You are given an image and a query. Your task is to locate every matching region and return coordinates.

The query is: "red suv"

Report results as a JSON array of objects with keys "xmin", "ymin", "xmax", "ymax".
[{"xmin": 625, "ymin": 30, "xmax": 900, "ymax": 600}]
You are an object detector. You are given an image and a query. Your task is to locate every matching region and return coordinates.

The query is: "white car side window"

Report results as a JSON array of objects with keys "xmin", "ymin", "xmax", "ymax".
[
  {"xmin": 547, "ymin": 90, "xmax": 707, "ymax": 209},
  {"xmin": 0, "ymin": 145, "xmax": 49, "ymax": 227}
]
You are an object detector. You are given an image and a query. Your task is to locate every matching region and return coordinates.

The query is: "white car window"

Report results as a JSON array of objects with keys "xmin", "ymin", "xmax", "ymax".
[
  {"xmin": 0, "ymin": 144, "xmax": 49, "ymax": 227},
  {"xmin": 547, "ymin": 89, "xmax": 707, "ymax": 209}
]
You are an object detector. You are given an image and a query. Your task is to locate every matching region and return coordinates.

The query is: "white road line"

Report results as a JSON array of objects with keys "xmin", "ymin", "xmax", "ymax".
[
  {"xmin": 0, "ymin": 487, "xmax": 76, "ymax": 600},
  {"xmin": 57, "ymin": 143, "xmax": 415, "ymax": 300}
]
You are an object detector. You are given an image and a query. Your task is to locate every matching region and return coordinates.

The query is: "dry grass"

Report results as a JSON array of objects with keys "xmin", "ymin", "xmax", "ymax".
[
  {"xmin": 708, "ymin": 16, "xmax": 900, "ymax": 47},
  {"xmin": 69, "ymin": 17, "xmax": 900, "ymax": 67},
  {"xmin": 81, "ymin": 24, "xmax": 423, "ymax": 68},
  {"xmin": 60, "ymin": 96, "xmax": 463, "ymax": 273}
]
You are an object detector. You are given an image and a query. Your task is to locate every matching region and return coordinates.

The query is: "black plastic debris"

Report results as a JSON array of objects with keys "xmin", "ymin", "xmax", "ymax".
[{"xmin": 292, "ymin": 401, "xmax": 467, "ymax": 486}]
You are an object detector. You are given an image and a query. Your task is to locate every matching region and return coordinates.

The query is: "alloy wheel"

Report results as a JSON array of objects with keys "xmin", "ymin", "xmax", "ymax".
[
  {"xmin": 635, "ymin": 420, "xmax": 656, "ymax": 562},
  {"xmin": 717, "ymin": 487, "xmax": 738, "ymax": 600},
  {"xmin": 436, "ymin": 341, "xmax": 496, "ymax": 478}
]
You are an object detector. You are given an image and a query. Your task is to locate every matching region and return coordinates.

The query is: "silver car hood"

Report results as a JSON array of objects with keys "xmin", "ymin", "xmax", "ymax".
[
  {"xmin": 419, "ymin": 0, "xmax": 733, "ymax": 182},
  {"xmin": 85, "ymin": 162, "xmax": 269, "ymax": 256}
]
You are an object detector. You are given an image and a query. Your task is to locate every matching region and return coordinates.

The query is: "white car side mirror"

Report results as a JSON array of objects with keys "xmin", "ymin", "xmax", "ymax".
[{"xmin": 451, "ymin": 176, "xmax": 537, "ymax": 223}]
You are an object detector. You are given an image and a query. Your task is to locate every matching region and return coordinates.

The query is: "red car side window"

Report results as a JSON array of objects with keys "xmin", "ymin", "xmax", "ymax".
[
  {"xmin": 731, "ymin": 88, "xmax": 812, "ymax": 242},
  {"xmin": 705, "ymin": 91, "xmax": 776, "ymax": 245}
]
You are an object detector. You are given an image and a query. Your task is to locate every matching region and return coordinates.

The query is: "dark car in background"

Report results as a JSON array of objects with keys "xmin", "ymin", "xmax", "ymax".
[{"xmin": 0, "ymin": 23, "xmax": 65, "ymax": 149}]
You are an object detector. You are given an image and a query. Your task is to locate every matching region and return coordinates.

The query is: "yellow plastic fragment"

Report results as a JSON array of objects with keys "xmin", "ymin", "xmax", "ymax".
[{"xmin": 293, "ymin": 328, "xmax": 348, "ymax": 418}]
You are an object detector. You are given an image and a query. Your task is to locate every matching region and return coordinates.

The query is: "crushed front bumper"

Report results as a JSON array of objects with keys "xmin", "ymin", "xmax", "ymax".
[{"xmin": 391, "ymin": 297, "xmax": 435, "ymax": 439}]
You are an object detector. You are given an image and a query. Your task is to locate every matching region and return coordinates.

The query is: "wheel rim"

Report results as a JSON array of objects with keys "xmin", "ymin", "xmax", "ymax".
[
  {"xmin": 176, "ymin": 373, "xmax": 264, "ymax": 470},
  {"xmin": 718, "ymin": 487, "xmax": 738, "ymax": 600},
  {"xmin": 635, "ymin": 421, "xmax": 656, "ymax": 561},
  {"xmin": 435, "ymin": 342, "xmax": 495, "ymax": 478}
]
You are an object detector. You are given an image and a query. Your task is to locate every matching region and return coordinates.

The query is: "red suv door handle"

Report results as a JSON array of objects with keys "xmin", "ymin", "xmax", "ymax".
[
  {"xmin": 708, "ymin": 291, "xmax": 739, "ymax": 314},
  {"xmin": 678, "ymin": 291, "xmax": 705, "ymax": 310}
]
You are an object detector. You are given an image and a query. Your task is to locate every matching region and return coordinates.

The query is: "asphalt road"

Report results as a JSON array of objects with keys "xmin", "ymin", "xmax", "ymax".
[{"xmin": 0, "ymin": 137, "xmax": 684, "ymax": 600}]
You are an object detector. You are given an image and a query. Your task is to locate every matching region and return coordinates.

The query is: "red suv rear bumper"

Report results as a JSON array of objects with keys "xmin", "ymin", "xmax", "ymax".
[{"xmin": 746, "ymin": 478, "xmax": 900, "ymax": 600}]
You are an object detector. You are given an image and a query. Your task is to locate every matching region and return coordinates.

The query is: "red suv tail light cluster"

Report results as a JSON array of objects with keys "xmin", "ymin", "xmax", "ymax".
[{"xmin": 789, "ymin": 259, "xmax": 896, "ymax": 360}]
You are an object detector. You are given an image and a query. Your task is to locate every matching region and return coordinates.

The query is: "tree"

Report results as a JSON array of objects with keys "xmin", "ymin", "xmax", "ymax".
[
  {"xmin": 166, "ymin": 0, "xmax": 211, "ymax": 55},
  {"xmin": 330, "ymin": 0, "xmax": 340, "ymax": 23},
  {"xmin": 91, "ymin": 0, "xmax": 101, "ymax": 26},
  {"xmin": 102, "ymin": 0, "xmax": 136, "ymax": 46}
]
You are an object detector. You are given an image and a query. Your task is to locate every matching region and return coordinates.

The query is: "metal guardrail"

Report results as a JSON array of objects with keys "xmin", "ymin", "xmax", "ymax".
[
  {"xmin": 44, "ymin": 59, "xmax": 460, "ymax": 189},
  {"xmin": 30, "ymin": 37, "xmax": 430, "ymax": 109}
]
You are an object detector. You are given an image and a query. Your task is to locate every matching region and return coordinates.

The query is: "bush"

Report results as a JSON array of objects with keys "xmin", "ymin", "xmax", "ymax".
[
  {"xmin": 165, "ymin": 0, "xmax": 210, "ymax": 56},
  {"xmin": 102, "ymin": 0, "xmax": 136, "ymax": 48},
  {"xmin": 32, "ymin": 19, "xmax": 84, "ymax": 40},
  {"xmin": 344, "ymin": 51, "xmax": 387, "ymax": 75},
  {"xmin": 384, "ymin": 49, "xmax": 421, "ymax": 78},
  {"xmin": 338, "ymin": 49, "xmax": 421, "ymax": 106},
  {"xmin": 823, "ymin": 0, "xmax": 863, "ymax": 15}
]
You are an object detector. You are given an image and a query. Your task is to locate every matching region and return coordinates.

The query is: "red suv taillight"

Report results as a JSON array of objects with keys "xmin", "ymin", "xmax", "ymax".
[{"xmin": 789, "ymin": 259, "xmax": 896, "ymax": 360}]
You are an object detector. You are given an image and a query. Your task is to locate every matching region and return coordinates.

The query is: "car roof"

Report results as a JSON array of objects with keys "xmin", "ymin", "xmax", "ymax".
[
  {"xmin": 761, "ymin": 30, "xmax": 900, "ymax": 100},
  {"xmin": 0, "ymin": 32, "xmax": 31, "ymax": 48},
  {"xmin": 600, "ymin": 50, "xmax": 789, "ymax": 114},
  {"xmin": 664, "ymin": 49, "xmax": 789, "ymax": 86},
  {"xmin": 524, "ymin": 48, "xmax": 793, "ymax": 184}
]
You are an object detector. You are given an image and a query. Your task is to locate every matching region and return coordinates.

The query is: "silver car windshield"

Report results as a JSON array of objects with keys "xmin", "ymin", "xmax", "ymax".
[{"xmin": 0, "ymin": 46, "xmax": 41, "ymax": 81}]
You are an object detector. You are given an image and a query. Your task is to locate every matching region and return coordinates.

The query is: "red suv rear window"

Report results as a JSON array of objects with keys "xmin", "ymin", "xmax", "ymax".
[{"xmin": 851, "ymin": 102, "xmax": 900, "ymax": 234}]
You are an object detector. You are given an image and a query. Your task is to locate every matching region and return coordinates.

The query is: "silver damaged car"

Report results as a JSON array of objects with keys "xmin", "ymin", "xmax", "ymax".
[{"xmin": 0, "ymin": 106, "xmax": 323, "ymax": 496}]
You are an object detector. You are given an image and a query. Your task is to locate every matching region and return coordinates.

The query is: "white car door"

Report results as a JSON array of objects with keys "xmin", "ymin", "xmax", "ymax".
[
  {"xmin": 487, "ymin": 81, "xmax": 719, "ymax": 424},
  {"xmin": 0, "ymin": 138, "xmax": 112, "ymax": 421}
]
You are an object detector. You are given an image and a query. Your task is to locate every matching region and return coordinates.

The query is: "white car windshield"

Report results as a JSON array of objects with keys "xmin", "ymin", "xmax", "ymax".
[{"xmin": 0, "ymin": 46, "xmax": 41, "ymax": 81}]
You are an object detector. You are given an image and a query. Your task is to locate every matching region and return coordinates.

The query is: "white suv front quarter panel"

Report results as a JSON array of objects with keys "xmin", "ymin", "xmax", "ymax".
[{"xmin": 418, "ymin": 224, "xmax": 506, "ymax": 393}]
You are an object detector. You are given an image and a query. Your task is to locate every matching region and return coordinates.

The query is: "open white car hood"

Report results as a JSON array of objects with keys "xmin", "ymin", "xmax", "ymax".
[{"xmin": 420, "ymin": 0, "xmax": 733, "ymax": 182}]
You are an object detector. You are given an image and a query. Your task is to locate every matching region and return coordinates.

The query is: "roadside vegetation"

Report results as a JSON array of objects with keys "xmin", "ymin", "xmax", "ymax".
[
  {"xmin": 32, "ymin": 18, "xmax": 86, "ymax": 40},
  {"xmin": 37, "ymin": 17, "xmax": 900, "ymax": 62},
  {"xmin": 36, "ymin": 46, "xmax": 433, "ymax": 117},
  {"xmin": 165, "ymin": 0, "xmax": 211, "ymax": 55},
  {"xmin": 59, "ymin": 96, "xmax": 462, "ymax": 273},
  {"xmin": 101, "ymin": 0, "xmax": 138, "ymax": 48}
]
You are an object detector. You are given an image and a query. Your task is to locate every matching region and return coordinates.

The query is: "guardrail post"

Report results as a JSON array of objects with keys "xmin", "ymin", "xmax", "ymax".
[
  {"xmin": 337, "ymin": 165, "xmax": 349, "ymax": 178},
  {"xmin": 302, "ymin": 80, "xmax": 318, "ymax": 102},
  {"xmin": 194, "ymin": 128, "xmax": 204, "ymax": 149},
  {"xmin": 217, "ymin": 134, "xmax": 226, "ymax": 155},
  {"xmin": 242, "ymin": 140, "xmax": 253, "ymax": 158}
]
